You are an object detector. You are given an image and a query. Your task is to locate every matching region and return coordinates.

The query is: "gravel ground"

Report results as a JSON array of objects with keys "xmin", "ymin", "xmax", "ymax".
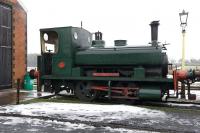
[{"xmin": 0, "ymin": 102, "xmax": 200, "ymax": 132}]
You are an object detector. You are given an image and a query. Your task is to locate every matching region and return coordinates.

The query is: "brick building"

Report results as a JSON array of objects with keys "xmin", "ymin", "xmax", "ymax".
[{"xmin": 0, "ymin": 0, "xmax": 27, "ymax": 89}]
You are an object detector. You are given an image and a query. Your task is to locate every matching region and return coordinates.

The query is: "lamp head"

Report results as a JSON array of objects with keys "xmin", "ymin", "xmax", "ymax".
[{"xmin": 179, "ymin": 10, "xmax": 188, "ymax": 31}]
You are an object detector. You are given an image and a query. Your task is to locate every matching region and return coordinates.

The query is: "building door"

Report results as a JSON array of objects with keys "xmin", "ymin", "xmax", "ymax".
[{"xmin": 0, "ymin": 4, "xmax": 12, "ymax": 89}]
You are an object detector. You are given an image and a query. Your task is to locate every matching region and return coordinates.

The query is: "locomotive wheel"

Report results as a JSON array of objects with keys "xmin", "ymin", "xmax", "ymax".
[
  {"xmin": 75, "ymin": 82, "xmax": 97, "ymax": 102},
  {"xmin": 66, "ymin": 82, "xmax": 74, "ymax": 94},
  {"xmin": 51, "ymin": 82, "xmax": 60, "ymax": 95},
  {"xmin": 54, "ymin": 81, "xmax": 67, "ymax": 95},
  {"xmin": 44, "ymin": 80, "xmax": 52, "ymax": 92},
  {"xmin": 51, "ymin": 81, "xmax": 63, "ymax": 94}
]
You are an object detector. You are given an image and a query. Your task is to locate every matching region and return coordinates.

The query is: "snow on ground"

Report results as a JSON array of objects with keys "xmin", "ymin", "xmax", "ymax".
[
  {"xmin": 0, "ymin": 116, "xmax": 95, "ymax": 132},
  {"xmin": 169, "ymin": 90, "xmax": 200, "ymax": 101},
  {"xmin": 191, "ymin": 90, "xmax": 200, "ymax": 100},
  {"xmin": 192, "ymin": 82, "xmax": 200, "ymax": 87},
  {"xmin": 0, "ymin": 116, "xmax": 153, "ymax": 133},
  {"xmin": 0, "ymin": 102, "xmax": 200, "ymax": 132},
  {"xmin": 0, "ymin": 102, "xmax": 167, "ymax": 122},
  {"xmin": 20, "ymin": 89, "xmax": 52, "ymax": 99},
  {"xmin": 167, "ymin": 102, "xmax": 200, "ymax": 108}
]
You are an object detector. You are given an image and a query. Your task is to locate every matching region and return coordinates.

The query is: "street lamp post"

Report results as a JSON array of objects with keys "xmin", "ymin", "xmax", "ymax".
[
  {"xmin": 179, "ymin": 10, "xmax": 188, "ymax": 70},
  {"xmin": 179, "ymin": 10, "xmax": 188, "ymax": 99}
]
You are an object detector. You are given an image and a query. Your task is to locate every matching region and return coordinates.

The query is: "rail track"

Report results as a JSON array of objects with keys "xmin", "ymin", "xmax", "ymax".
[{"xmin": 34, "ymin": 93, "xmax": 200, "ymax": 111}]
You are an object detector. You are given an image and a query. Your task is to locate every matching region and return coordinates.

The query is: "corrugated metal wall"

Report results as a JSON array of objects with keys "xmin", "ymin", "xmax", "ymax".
[{"xmin": 0, "ymin": 3, "xmax": 12, "ymax": 89}]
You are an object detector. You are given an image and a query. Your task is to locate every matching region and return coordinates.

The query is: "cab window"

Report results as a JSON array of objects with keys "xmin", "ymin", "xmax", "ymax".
[{"xmin": 41, "ymin": 31, "xmax": 58, "ymax": 53}]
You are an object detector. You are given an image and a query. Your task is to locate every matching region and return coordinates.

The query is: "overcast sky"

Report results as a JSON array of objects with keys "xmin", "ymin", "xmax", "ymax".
[{"xmin": 20, "ymin": 0, "xmax": 200, "ymax": 60}]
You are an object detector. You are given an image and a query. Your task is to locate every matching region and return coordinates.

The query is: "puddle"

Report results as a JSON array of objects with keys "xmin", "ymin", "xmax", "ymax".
[
  {"xmin": 0, "ymin": 91, "xmax": 28, "ymax": 105},
  {"xmin": 0, "ymin": 89, "xmax": 52, "ymax": 105}
]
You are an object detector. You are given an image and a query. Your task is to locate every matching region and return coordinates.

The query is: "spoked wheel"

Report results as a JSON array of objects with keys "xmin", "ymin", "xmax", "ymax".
[
  {"xmin": 75, "ymin": 81, "xmax": 98, "ymax": 102},
  {"xmin": 51, "ymin": 82, "xmax": 60, "ymax": 94},
  {"xmin": 44, "ymin": 80, "xmax": 52, "ymax": 92},
  {"xmin": 65, "ymin": 82, "xmax": 74, "ymax": 94}
]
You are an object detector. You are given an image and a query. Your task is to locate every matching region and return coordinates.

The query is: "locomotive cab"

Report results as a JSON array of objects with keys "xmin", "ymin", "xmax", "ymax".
[
  {"xmin": 38, "ymin": 27, "xmax": 92, "ymax": 78},
  {"xmin": 39, "ymin": 31, "xmax": 58, "ymax": 76}
]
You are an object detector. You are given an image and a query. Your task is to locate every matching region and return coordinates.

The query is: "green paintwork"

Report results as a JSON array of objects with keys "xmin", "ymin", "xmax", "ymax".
[
  {"xmin": 139, "ymin": 86, "xmax": 161, "ymax": 100},
  {"xmin": 41, "ymin": 75, "xmax": 173, "ymax": 83},
  {"xmin": 40, "ymin": 27, "xmax": 92, "ymax": 76},
  {"xmin": 72, "ymin": 67, "xmax": 82, "ymax": 77},
  {"xmin": 133, "ymin": 67, "xmax": 145, "ymax": 79},
  {"xmin": 52, "ymin": 57, "xmax": 72, "ymax": 76},
  {"xmin": 92, "ymin": 40, "xmax": 105, "ymax": 48},
  {"xmin": 75, "ymin": 47, "xmax": 163, "ymax": 65}
]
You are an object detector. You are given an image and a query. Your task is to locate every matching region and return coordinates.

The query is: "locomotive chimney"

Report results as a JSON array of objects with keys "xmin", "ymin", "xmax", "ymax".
[{"xmin": 150, "ymin": 21, "xmax": 159, "ymax": 46}]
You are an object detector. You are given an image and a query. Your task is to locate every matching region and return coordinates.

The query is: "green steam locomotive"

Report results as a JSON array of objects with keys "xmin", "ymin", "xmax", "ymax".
[{"xmin": 36, "ymin": 21, "xmax": 174, "ymax": 101}]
